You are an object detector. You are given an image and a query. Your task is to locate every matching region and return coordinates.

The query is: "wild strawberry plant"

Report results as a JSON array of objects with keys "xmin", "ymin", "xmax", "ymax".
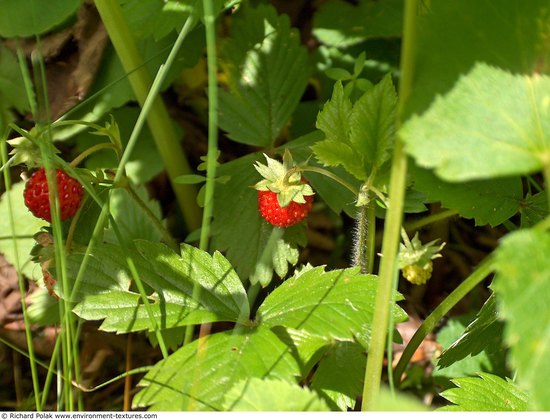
[{"xmin": 0, "ymin": 0, "xmax": 550, "ymax": 412}]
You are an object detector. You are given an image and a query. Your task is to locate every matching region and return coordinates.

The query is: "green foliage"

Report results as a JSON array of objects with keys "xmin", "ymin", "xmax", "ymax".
[
  {"xmin": 218, "ymin": 4, "xmax": 310, "ymax": 147},
  {"xmin": 0, "ymin": 46, "xmax": 30, "ymax": 129},
  {"xmin": 313, "ymin": 75, "xmax": 397, "ymax": 182},
  {"xmin": 133, "ymin": 326, "xmax": 302, "ymax": 411},
  {"xmin": 0, "ymin": 182, "xmax": 45, "ymax": 281},
  {"xmin": 439, "ymin": 373, "xmax": 528, "ymax": 411},
  {"xmin": 223, "ymin": 378, "xmax": 330, "ymax": 411},
  {"xmin": 402, "ymin": 64, "xmax": 550, "ymax": 182},
  {"xmin": 493, "ymin": 229, "xmax": 550, "ymax": 410},
  {"xmin": 434, "ymin": 308, "xmax": 507, "ymax": 387},
  {"xmin": 411, "ymin": 165, "xmax": 523, "ymax": 227},
  {"xmin": 258, "ymin": 266, "xmax": 407, "ymax": 347},
  {"xmin": 310, "ymin": 342, "xmax": 365, "ymax": 409},
  {"xmin": 312, "ymin": 0, "xmax": 403, "ymax": 48},
  {"xmin": 436, "ymin": 295, "xmax": 505, "ymax": 372},
  {"xmin": 520, "ymin": 191, "xmax": 548, "ymax": 227},
  {"xmin": 72, "ymin": 240, "xmax": 249, "ymax": 332},
  {"xmin": 0, "ymin": 0, "xmax": 81, "ymax": 37},
  {"xmin": 104, "ymin": 185, "xmax": 165, "ymax": 244}
]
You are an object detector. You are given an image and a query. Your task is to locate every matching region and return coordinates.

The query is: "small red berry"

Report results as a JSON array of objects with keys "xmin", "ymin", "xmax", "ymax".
[
  {"xmin": 258, "ymin": 189, "xmax": 314, "ymax": 228},
  {"xmin": 24, "ymin": 168, "xmax": 84, "ymax": 223}
]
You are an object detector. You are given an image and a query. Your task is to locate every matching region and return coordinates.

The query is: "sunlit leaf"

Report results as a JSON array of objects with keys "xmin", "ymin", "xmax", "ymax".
[
  {"xmin": 133, "ymin": 326, "xmax": 301, "ymax": 411},
  {"xmin": 493, "ymin": 229, "xmax": 550, "ymax": 410}
]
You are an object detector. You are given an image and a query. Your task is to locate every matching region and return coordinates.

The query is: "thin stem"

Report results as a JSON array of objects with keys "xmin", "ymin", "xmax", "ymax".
[
  {"xmin": 287, "ymin": 165, "xmax": 359, "ymax": 196},
  {"xmin": 361, "ymin": 0, "xmax": 419, "ymax": 411},
  {"xmin": 1, "ymin": 141, "xmax": 42, "ymax": 410},
  {"xmin": 93, "ymin": 0, "xmax": 202, "ymax": 231},
  {"xmin": 404, "ymin": 209, "xmax": 458, "ymax": 233},
  {"xmin": 69, "ymin": 142, "xmax": 119, "ymax": 168},
  {"xmin": 392, "ymin": 256, "xmax": 495, "ymax": 384}
]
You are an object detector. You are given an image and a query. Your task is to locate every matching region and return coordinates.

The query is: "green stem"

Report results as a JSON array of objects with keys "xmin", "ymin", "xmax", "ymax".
[
  {"xmin": 354, "ymin": 201, "xmax": 376, "ymax": 274},
  {"xmin": 288, "ymin": 165, "xmax": 359, "ymax": 196},
  {"xmin": 1, "ymin": 141, "xmax": 42, "ymax": 410},
  {"xmin": 404, "ymin": 209, "xmax": 458, "ymax": 233},
  {"xmin": 361, "ymin": 0, "xmax": 419, "ymax": 410},
  {"xmin": 93, "ymin": 0, "xmax": 202, "ymax": 231},
  {"xmin": 69, "ymin": 142, "xmax": 119, "ymax": 168},
  {"xmin": 392, "ymin": 256, "xmax": 496, "ymax": 384}
]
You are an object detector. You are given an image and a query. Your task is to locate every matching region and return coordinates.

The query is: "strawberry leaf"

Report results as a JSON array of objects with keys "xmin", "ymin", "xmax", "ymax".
[
  {"xmin": 312, "ymin": 0, "xmax": 403, "ymax": 48},
  {"xmin": 402, "ymin": 63, "xmax": 550, "ymax": 181},
  {"xmin": 310, "ymin": 342, "xmax": 366, "ymax": 410},
  {"xmin": 133, "ymin": 326, "xmax": 301, "ymax": 411},
  {"xmin": 0, "ymin": 0, "xmax": 81, "ymax": 37},
  {"xmin": 223, "ymin": 378, "xmax": 330, "ymax": 411},
  {"xmin": 0, "ymin": 46, "xmax": 30, "ymax": 124},
  {"xmin": 439, "ymin": 373, "xmax": 527, "ymax": 411},
  {"xmin": 71, "ymin": 240, "xmax": 249, "ymax": 332},
  {"xmin": 313, "ymin": 75, "xmax": 397, "ymax": 182},
  {"xmin": 257, "ymin": 266, "xmax": 407, "ymax": 347},
  {"xmin": 218, "ymin": 4, "xmax": 310, "ymax": 147},
  {"xmin": 520, "ymin": 191, "xmax": 548, "ymax": 228},
  {"xmin": 411, "ymin": 165, "xmax": 523, "ymax": 227},
  {"xmin": 493, "ymin": 229, "xmax": 550, "ymax": 410}
]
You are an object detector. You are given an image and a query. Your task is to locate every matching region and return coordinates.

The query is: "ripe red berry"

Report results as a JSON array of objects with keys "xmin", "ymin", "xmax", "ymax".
[
  {"xmin": 258, "ymin": 189, "xmax": 314, "ymax": 228},
  {"xmin": 24, "ymin": 168, "xmax": 84, "ymax": 223}
]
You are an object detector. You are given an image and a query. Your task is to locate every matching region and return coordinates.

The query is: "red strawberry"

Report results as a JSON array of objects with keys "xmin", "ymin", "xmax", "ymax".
[
  {"xmin": 24, "ymin": 168, "xmax": 84, "ymax": 223},
  {"xmin": 258, "ymin": 189, "xmax": 314, "ymax": 227}
]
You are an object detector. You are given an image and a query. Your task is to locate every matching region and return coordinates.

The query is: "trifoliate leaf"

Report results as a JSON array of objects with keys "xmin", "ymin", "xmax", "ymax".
[
  {"xmin": 314, "ymin": 75, "xmax": 397, "ymax": 182},
  {"xmin": 493, "ymin": 229, "xmax": 550, "ymax": 410},
  {"xmin": 439, "ymin": 373, "xmax": 527, "ymax": 411},
  {"xmin": 223, "ymin": 378, "xmax": 330, "ymax": 411},
  {"xmin": 218, "ymin": 4, "xmax": 310, "ymax": 147},
  {"xmin": 402, "ymin": 63, "xmax": 550, "ymax": 182},
  {"xmin": 72, "ymin": 240, "xmax": 249, "ymax": 333},
  {"xmin": 257, "ymin": 266, "xmax": 407, "ymax": 347},
  {"xmin": 133, "ymin": 326, "xmax": 301, "ymax": 411}
]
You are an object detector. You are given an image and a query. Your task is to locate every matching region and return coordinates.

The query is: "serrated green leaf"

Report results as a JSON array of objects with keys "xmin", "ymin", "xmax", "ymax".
[
  {"xmin": 313, "ymin": 0, "xmax": 403, "ymax": 48},
  {"xmin": 218, "ymin": 4, "xmax": 310, "ymax": 146},
  {"xmin": 437, "ymin": 295, "xmax": 506, "ymax": 373},
  {"xmin": 133, "ymin": 326, "xmax": 301, "ymax": 411},
  {"xmin": 71, "ymin": 240, "xmax": 248, "ymax": 333},
  {"xmin": 0, "ymin": 0, "xmax": 81, "ymax": 37},
  {"xmin": 493, "ymin": 229, "xmax": 550, "ymax": 410},
  {"xmin": 257, "ymin": 266, "xmax": 407, "ymax": 346},
  {"xmin": 520, "ymin": 191, "xmax": 548, "ymax": 228},
  {"xmin": 349, "ymin": 73, "xmax": 397, "ymax": 172},
  {"xmin": 105, "ymin": 185, "xmax": 165, "ymax": 244},
  {"xmin": 402, "ymin": 63, "xmax": 550, "ymax": 182},
  {"xmin": 311, "ymin": 341, "xmax": 365, "ymax": 409},
  {"xmin": 314, "ymin": 75, "xmax": 397, "ymax": 181},
  {"xmin": 223, "ymin": 378, "xmax": 330, "ymax": 411},
  {"xmin": 411, "ymin": 165, "xmax": 523, "ymax": 227},
  {"xmin": 406, "ymin": 0, "xmax": 550, "ymax": 117},
  {"xmin": 0, "ymin": 182, "xmax": 46, "ymax": 281},
  {"xmin": 439, "ymin": 373, "xmax": 527, "ymax": 411}
]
